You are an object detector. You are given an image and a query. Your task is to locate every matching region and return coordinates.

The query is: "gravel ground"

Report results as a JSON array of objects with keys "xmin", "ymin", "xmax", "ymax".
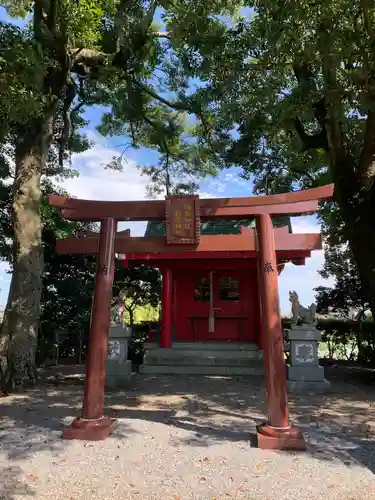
[{"xmin": 1, "ymin": 373, "xmax": 375, "ymax": 500}]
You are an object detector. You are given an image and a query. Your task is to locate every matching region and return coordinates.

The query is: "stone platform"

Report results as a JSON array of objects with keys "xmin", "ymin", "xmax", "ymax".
[
  {"xmin": 106, "ymin": 325, "xmax": 133, "ymax": 388},
  {"xmin": 139, "ymin": 342, "xmax": 264, "ymax": 375},
  {"xmin": 286, "ymin": 325, "xmax": 331, "ymax": 392}
]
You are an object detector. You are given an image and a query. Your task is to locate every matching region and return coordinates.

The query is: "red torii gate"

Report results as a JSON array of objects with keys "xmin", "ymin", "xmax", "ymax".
[{"xmin": 49, "ymin": 184, "xmax": 333, "ymax": 450}]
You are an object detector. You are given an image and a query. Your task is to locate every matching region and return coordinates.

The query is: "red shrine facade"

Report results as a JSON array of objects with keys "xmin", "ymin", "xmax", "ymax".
[
  {"xmin": 49, "ymin": 184, "xmax": 334, "ymax": 450},
  {"xmin": 126, "ymin": 241, "xmax": 315, "ymax": 347},
  {"xmin": 144, "ymin": 257, "xmax": 261, "ymax": 343},
  {"xmin": 123, "ymin": 222, "xmax": 321, "ymax": 348},
  {"xmin": 173, "ymin": 264, "xmax": 258, "ymax": 343}
]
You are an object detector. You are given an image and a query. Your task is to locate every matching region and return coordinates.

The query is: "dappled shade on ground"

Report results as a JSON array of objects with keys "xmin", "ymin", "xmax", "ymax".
[{"xmin": 0, "ymin": 372, "xmax": 375, "ymax": 499}]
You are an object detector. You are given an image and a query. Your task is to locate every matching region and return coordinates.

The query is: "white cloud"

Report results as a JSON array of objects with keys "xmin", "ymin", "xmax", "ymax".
[
  {"xmin": 59, "ymin": 143, "xmax": 219, "ymax": 235},
  {"xmin": 0, "ymin": 262, "xmax": 11, "ymax": 305},
  {"xmin": 61, "ymin": 144, "xmax": 147, "ymax": 200},
  {"xmin": 202, "ymin": 169, "xmax": 250, "ymax": 196},
  {"xmin": 290, "ymin": 215, "xmax": 322, "ymax": 234},
  {"xmin": 0, "ymin": 262, "xmax": 10, "ymax": 273},
  {"xmin": 278, "ymin": 215, "xmax": 334, "ymax": 314},
  {"xmin": 84, "ymin": 128, "xmax": 109, "ymax": 146},
  {"xmin": 207, "ymin": 183, "xmax": 227, "ymax": 195},
  {"xmin": 57, "ymin": 143, "xmax": 150, "ymax": 236},
  {"xmin": 198, "ymin": 191, "xmax": 218, "ymax": 199}
]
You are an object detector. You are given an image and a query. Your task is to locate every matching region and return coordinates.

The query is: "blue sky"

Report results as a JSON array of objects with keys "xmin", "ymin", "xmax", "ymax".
[{"xmin": 0, "ymin": 6, "xmax": 334, "ymax": 313}]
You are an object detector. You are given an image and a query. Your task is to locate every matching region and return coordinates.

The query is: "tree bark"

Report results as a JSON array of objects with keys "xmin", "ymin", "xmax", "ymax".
[
  {"xmin": 0, "ymin": 113, "xmax": 54, "ymax": 392},
  {"xmin": 332, "ymin": 159, "xmax": 375, "ymax": 320},
  {"xmin": 347, "ymin": 215, "xmax": 375, "ymax": 320}
]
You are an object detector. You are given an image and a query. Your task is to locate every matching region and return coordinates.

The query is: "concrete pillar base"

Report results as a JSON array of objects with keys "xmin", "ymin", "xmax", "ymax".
[
  {"xmin": 256, "ymin": 423, "xmax": 306, "ymax": 451},
  {"xmin": 286, "ymin": 378, "xmax": 332, "ymax": 393},
  {"xmin": 287, "ymin": 364, "xmax": 325, "ymax": 381},
  {"xmin": 63, "ymin": 416, "xmax": 117, "ymax": 441}
]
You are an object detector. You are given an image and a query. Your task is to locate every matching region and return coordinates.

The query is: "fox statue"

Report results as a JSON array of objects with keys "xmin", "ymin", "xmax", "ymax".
[
  {"xmin": 110, "ymin": 291, "xmax": 126, "ymax": 328},
  {"xmin": 289, "ymin": 290, "xmax": 317, "ymax": 326}
]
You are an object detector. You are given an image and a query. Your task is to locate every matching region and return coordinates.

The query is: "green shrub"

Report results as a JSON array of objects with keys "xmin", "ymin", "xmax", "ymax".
[{"xmin": 317, "ymin": 318, "xmax": 375, "ymax": 363}]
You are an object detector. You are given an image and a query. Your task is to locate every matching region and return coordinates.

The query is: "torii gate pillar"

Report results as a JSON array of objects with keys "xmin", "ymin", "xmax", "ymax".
[
  {"xmin": 63, "ymin": 218, "xmax": 117, "ymax": 440},
  {"xmin": 256, "ymin": 214, "xmax": 305, "ymax": 450}
]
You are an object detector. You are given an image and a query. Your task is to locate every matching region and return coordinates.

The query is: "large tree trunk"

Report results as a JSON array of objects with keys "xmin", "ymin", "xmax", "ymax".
[
  {"xmin": 347, "ymin": 210, "xmax": 375, "ymax": 319},
  {"xmin": 332, "ymin": 161, "xmax": 375, "ymax": 320},
  {"xmin": 0, "ymin": 114, "xmax": 53, "ymax": 392}
]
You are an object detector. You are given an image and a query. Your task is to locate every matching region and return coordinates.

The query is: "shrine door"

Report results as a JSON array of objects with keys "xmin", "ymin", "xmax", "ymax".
[{"xmin": 189, "ymin": 269, "xmax": 254, "ymax": 342}]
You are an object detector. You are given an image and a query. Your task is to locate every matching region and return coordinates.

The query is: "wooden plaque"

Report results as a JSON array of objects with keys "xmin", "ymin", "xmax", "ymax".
[{"xmin": 165, "ymin": 195, "xmax": 200, "ymax": 245}]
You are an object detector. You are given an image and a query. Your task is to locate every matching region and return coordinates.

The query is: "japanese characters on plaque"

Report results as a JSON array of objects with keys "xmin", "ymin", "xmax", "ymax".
[{"xmin": 165, "ymin": 195, "xmax": 200, "ymax": 245}]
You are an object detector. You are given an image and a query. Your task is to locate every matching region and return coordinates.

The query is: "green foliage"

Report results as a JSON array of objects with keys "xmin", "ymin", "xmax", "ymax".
[
  {"xmin": 0, "ymin": 22, "xmax": 48, "ymax": 141},
  {"xmin": 316, "ymin": 317, "xmax": 375, "ymax": 364},
  {"xmin": 1, "ymin": 0, "xmax": 32, "ymax": 18},
  {"xmin": 37, "ymin": 182, "xmax": 97, "ymax": 364},
  {"xmin": 1, "ymin": 0, "xmax": 247, "ymax": 195},
  {"xmin": 38, "ymin": 261, "xmax": 162, "ymax": 365},
  {"xmin": 0, "ymin": 0, "xmax": 248, "ymax": 375},
  {"xmin": 123, "ymin": 302, "xmax": 160, "ymax": 325},
  {"xmin": 96, "ymin": 72, "xmax": 218, "ymax": 196},
  {"xmin": 164, "ymin": 0, "xmax": 375, "ymax": 315},
  {"xmin": 114, "ymin": 265, "xmax": 162, "ymax": 325},
  {"xmin": 3, "ymin": 0, "xmax": 106, "ymax": 46},
  {"xmin": 314, "ymin": 201, "xmax": 370, "ymax": 329},
  {"xmin": 64, "ymin": 0, "xmax": 105, "ymax": 48},
  {"xmin": 91, "ymin": 0, "xmax": 248, "ymax": 195},
  {"xmin": 165, "ymin": 1, "xmax": 375, "ymax": 195}
]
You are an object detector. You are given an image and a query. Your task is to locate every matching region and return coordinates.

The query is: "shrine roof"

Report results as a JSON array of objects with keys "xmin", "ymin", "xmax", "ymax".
[{"xmin": 145, "ymin": 216, "xmax": 292, "ymax": 237}]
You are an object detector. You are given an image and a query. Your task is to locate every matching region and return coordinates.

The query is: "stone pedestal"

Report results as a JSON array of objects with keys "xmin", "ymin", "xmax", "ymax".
[
  {"xmin": 106, "ymin": 325, "xmax": 132, "ymax": 389},
  {"xmin": 286, "ymin": 325, "xmax": 331, "ymax": 392}
]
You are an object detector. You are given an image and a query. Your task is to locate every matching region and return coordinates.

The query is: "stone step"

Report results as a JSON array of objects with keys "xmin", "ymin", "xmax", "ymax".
[
  {"xmin": 144, "ymin": 349, "xmax": 263, "ymax": 362},
  {"xmin": 139, "ymin": 364, "xmax": 264, "ymax": 376},
  {"xmin": 145, "ymin": 357, "xmax": 264, "ymax": 367},
  {"xmin": 145, "ymin": 342, "xmax": 259, "ymax": 351}
]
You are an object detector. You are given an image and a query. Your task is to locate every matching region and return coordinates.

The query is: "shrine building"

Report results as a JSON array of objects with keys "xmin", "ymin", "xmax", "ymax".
[{"xmin": 119, "ymin": 214, "xmax": 320, "ymax": 374}]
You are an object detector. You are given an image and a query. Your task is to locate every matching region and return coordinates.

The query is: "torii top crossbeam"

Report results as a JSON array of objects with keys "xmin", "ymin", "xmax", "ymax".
[
  {"xmin": 49, "ymin": 184, "xmax": 334, "ymax": 221},
  {"xmin": 49, "ymin": 184, "xmax": 333, "ymax": 257}
]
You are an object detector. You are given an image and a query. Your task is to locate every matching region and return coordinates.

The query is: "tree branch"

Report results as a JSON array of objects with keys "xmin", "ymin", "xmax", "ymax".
[
  {"xmin": 134, "ymin": 80, "xmax": 191, "ymax": 111},
  {"xmin": 151, "ymin": 31, "xmax": 171, "ymax": 39},
  {"xmin": 293, "ymin": 62, "xmax": 315, "ymax": 85},
  {"xmin": 361, "ymin": 0, "xmax": 375, "ymax": 41},
  {"xmin": 142, "ymin": 113, "xmax": 171, "ymax": 159},
  {"xmin": 280, "ymin": 166, "xmax": 316, "ymax": 183},
  {"xmin": 292, "ymin": 63, "xmax": 330, "ymax": 150},
  {"xmin": 358, "ymin": 109, "xmax": 375, "ymax": 189},
  {"xmin": 142, "ymin": 0, "xmax": 158, "ymax": 33},
  {"xmin": 71, "ymin": 47, "xmax": 110, "ymax": 64},
  {"xmin": 47, "ymin": 0, "xmax": 58, "ymax": 34},
  {"xmin": 70, "ymin": 48, "xmax": 113, "ymax": 77},
  {"xmin": 319, "ymin": 21, "xmax": 349, "ymax": 164},
  {"xmin": 291, "ymin": 117, "xmax": 329, "ymax": 152},
  {"xmin": 33, "ymin": 0, "xmax": 44, "ymax": 42},
  {"xmin": 58, "ymin": 78, "xmax": 77, "ymax": 167}
]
